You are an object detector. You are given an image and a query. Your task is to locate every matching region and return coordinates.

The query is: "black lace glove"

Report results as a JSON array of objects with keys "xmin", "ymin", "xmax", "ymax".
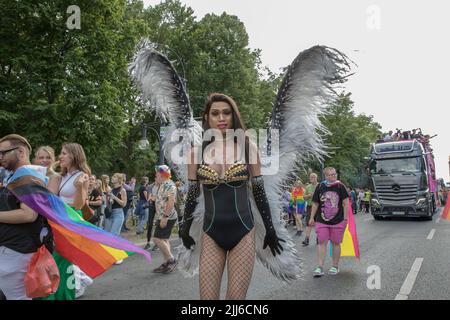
[
  {"xmin": 179, "ymin": 180, "xmax": 200, "ymax": 249},
  {"xmin": 252, "ymin": 176, "xmax": 285, "ymax": 256}
]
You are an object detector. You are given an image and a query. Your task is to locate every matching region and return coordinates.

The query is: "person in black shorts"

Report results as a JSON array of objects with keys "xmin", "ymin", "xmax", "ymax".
[{"xmin": 152, "ymin": 166, "xmax": 178, "ymax": 274}]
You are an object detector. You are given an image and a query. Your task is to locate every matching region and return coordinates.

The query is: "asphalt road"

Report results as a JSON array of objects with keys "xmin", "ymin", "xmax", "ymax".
[{"xmin": 82, "ymin": 207, "xmax": 449, "ymax": 300}]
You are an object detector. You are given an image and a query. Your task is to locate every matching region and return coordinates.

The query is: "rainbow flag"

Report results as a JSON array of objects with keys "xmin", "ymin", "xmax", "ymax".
[
  {"xmin": 289, "ymin": 187, "xmax": 306, "ymax": 214},
  {"xmin": 442, "ymin": 197, "xmax": 450, "ymax": 220},
  {"xmin": 6, "ymin": 166, "xmax": 152, "ymax": 278},
  {"xmin": 329, "ymin": 199, "xmax": 360, "ymax": 259}
]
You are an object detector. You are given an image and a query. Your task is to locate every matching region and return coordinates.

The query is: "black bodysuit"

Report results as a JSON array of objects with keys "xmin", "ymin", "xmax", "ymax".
[{"xmin": 197, "ymin": 163, "xmax": 254, "ymax": 251}]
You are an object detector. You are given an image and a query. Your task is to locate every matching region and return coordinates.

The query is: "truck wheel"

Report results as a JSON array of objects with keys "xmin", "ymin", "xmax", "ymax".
[
  {"xmin": 431, "ymin": 195, "xmax": 436, "ymax": 213},
  {"xmin": 424, "ymin": 202, "xmax": 433, "ymax": 221}
]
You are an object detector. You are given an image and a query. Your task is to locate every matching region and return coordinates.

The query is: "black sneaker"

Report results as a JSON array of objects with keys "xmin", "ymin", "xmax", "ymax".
[
  {"xmin": 152, "ymin": 262, "xmax": 169, "ymax": 273},
  {"xmin": 144, "ymin": 243, "xmax": 151, "ymax": 250},
  {"xmin": 295, "ymin": 230, "xmax": 303, "ymax": 236},
  {"xmin": 163, "ymin": 259, "xmax": 178, "ymax": 274},
  {"xmin": 302, "ymin": 238, "xmax": 309, "ymax": 246}
]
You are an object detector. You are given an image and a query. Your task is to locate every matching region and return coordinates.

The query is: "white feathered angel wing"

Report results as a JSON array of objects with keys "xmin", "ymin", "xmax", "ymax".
[
  {"xmin": 128, "ymin": 41, "xmax": 204, "ymax": 275},
  {"xmin": 128, "ymin": 40, "xmax": 203, "ymax": 181},
  {"xmin": 252, "ymin": 46, "xmax": 353, "ymax": 281}
]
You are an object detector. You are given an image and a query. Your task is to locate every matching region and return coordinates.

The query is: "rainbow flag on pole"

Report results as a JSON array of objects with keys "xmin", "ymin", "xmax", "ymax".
[
  {"xmin": 329, "ymin": 199, "xmax": 360, "ymax": 259},
  {"xmin": 442, "ymin": 197, "xmax": 450, "ymax": 220},
  {"xmin": 6, "ymin": 166, "xmax": 152, "ymax": 279}
]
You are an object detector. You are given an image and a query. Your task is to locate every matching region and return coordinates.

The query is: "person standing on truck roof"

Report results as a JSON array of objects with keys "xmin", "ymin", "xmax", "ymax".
[
  {"xmin": 384, "ymin": 131, "xmax": 393, "ymax": 142},
  {"xmin": 411, "ymin": 129, "xmax": 420, "ymax": 139}
]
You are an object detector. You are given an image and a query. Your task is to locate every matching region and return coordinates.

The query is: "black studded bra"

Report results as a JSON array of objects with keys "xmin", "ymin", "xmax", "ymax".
[{"xmin": 197, "ymin": 162, "xmax": 249, "ymax": 185}]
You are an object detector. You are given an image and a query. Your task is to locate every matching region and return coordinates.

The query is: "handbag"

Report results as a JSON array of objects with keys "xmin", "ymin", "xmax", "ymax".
[
  {"xmin": 105, "ymin": 188, "xmax": 121, "ymax": 218},
  {"xmin": 24, "ymin": 245, "xmax": 60, "ymax": 298},
  {"xmin": 81, "ymin": 201, "xmax": 95, "ymax": 221},
  {"xmin": 104, "ymin": 202, "xmax": 113, "ymax": 218}
]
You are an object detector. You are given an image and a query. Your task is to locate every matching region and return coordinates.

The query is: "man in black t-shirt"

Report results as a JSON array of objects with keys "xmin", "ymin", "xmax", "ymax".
[
  {"xmin": 136, "ymin": 176, "xmax": 150, "ymax": 235},
  {"xmin": 0, "ymin": 134, "xmax": 45, "ymax": 300},
  {"xmin": 88, "ymin": 175, "xmax": 103, "ymax": 226},
  {"xmin": 309, "ymin": 167, "xmax": 349, "ymax": 278}
]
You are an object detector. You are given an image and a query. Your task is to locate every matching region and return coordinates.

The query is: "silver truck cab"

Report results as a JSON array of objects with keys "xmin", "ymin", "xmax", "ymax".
[{"xmin": 368, "ymin": 140, "xmax": 436, "ymax": 220}]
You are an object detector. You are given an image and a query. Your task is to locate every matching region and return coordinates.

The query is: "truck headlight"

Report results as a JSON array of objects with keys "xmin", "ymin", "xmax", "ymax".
[{"xmin": 415, "ymin": 197, "xmax": 427, "ymax": 206}]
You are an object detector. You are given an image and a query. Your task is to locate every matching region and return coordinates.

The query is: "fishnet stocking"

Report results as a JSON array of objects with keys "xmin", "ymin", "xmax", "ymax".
[
  {"xmin": 225, "ymin": 228, "xmax": 255, "ymax": 300},
  {"xmin": 199, "ymin": 233, "xmax": 227, "ymax": 300}
]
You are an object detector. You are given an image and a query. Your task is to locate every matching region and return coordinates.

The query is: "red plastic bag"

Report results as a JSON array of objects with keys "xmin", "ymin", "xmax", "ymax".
[{"xmin": 24, "ymin": 245, "xmax": 60, "ymax": 298}]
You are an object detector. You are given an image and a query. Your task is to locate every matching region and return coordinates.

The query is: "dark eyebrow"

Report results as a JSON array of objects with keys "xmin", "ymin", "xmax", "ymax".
[{"xmin": 210, "ymin": 106, "xmax": 232, "ymax": 112}]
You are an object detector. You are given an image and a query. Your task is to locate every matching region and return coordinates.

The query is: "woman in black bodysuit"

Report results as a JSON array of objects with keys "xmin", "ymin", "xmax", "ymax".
[{"xmin": 179, "ymin": 93, "xmax": 284, "ymax": 299}]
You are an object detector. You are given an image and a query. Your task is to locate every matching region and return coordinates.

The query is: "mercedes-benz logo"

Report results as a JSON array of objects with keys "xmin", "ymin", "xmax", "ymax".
[{"xmin": 392, "ymin": 184, "xmax": 401, "ymax": 192}]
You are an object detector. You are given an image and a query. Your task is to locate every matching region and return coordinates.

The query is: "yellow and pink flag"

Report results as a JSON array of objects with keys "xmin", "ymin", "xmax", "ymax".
[
  {"xmin": 329, "ymin": 199, "xmax": 360, "ymax": 259},
  {"xmin": 341, "ymin": 199, "xmax": 360, "ymax": 258}
]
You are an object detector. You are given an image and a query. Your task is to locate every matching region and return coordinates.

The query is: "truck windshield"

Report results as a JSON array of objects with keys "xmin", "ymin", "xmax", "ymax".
[{"xmin": 369, "ymin": 157, "xmax": 422, "ymax": 174}]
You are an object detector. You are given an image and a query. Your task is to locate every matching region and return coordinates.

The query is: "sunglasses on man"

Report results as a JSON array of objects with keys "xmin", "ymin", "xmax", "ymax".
[{"xmin": 0, "ymin": 147, "xmax": 19, "ymax": 157}]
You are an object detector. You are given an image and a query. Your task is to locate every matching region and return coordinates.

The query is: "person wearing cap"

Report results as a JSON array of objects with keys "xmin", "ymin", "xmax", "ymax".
[{"xmin": 152, "ymin": 165, "xmax": 178, "ymax": 273}]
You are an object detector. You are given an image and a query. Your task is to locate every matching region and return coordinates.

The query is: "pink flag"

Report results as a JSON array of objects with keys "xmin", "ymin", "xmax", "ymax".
[{"xmin": 442, "ymin": 198, "xmax": 450, "ymax": 221}]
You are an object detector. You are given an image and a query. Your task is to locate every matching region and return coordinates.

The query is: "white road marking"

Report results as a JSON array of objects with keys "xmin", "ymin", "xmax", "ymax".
[
  {"xmin": 426, "ymin": 229, "xmax": 436, "ymax": 240},
  {"xmin": 436, "ymin": 218, "xmax": 441, "ymax": 224},
  {"xmin": 395, "ymin": 258, "xmax": 424, "ymax": 300}
]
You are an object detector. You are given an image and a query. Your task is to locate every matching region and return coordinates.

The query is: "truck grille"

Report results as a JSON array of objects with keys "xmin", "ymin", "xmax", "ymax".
[
  {"xmin": 375, "ymin": 183, "xmax": 418, "ymax": 203},
  {"xmin": 383, "ymin": 207, "xmax": 412, "ymax": 212}
]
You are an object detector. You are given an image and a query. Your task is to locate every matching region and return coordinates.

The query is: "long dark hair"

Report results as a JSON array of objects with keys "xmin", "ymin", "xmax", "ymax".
[
  {"xmin": 201, "ymin": 93, "xmax": 249, "ymax": 164},
  {"xmin": 202, "ymin": 93, "xmax": 247, "ymax": 131}
]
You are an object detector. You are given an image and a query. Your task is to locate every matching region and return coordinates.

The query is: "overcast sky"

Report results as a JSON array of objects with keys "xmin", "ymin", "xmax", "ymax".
[{"xmin": 144, "ymin": 0, "xmax": 449, "ymax": 181}]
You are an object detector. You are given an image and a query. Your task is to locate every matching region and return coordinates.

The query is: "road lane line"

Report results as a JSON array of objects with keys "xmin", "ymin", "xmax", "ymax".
[
  {"xmin": 395, "ymin": 258, "xmax": 424, "ymax": 300},
  {"xmin": 426, "ymin": 229, "xmax": 436, "ymax": 240}
]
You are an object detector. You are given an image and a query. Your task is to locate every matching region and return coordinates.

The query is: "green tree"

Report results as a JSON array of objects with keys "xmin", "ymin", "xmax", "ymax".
[
  {"xmin": 1, "ymin": 0, "xmax": 382, "ymax": 185},
  {"xmin": 319, "ymin": 92, "xmax": 382, "ymax": 186},
  {"xmin": 0, "ymin": 0, "xmax": 148, "ymax": 174},
  {"xmin": 142, "ymin": 2, "xmax": 270, "ymax": 128}
]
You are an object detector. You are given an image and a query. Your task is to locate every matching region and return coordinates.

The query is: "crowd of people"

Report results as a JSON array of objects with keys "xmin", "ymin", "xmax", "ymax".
[
  {"xmin": 1, "ymin": 131, "xmax": 374, "ymax": 300},
  {"xmin": 376, "ymin": 128, "xmax": 436, "ymax": 144},
  {"xmin": 1, "ymin": 88, "xmax": 371, "ymax": 301},
  {"xmin": 0, "ymin": 135, "xmax": 189, "ymax": 300}
]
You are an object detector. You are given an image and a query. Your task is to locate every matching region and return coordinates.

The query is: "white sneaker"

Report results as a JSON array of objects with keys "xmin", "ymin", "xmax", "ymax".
[
  {"xmin": 313, "ymin": 266, "xmax": 324, "ymax": 278},
  {"xmin": 114, "ymin": 259, "xmax": 124, "ymax": 265},
  {"xmin": 80, "ymin": 274, "xmax": 93, "ymax": 287},
  {"xmin": 75, "ymin": 286, "xmax": 85, "ymax": 299},
  {"xmin": 328, "ymin": 266, "xmax": 339, "ymax": 276}
]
